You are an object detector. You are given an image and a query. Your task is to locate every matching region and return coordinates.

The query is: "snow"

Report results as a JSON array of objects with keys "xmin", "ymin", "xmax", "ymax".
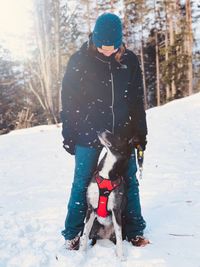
[{"xmin": 0, "ymin": 93, "xmax": 200, "ymax": 267}]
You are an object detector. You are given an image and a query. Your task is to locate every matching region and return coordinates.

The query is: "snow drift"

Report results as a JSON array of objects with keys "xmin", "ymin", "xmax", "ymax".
[{"xmin": 0, "ymin": 93, "xmax": 200, "ymax": 267}]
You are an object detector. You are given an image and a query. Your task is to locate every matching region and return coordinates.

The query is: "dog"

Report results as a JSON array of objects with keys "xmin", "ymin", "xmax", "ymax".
[{"xmin": 80, "ymin": 130, "xmax": 132, "ymax": 259}]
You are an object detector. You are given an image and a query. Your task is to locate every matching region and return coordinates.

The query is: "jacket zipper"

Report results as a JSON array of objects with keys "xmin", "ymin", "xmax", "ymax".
[
  {"xmin": 95, "ymin": 56, "xmax": 115, "ymax": 134},
  {"xmin": 108, "ymin": 62, "xmax": 115, "ymax": 134}
]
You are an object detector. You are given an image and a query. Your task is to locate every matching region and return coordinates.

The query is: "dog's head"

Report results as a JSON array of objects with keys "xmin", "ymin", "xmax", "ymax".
[{"xmin": 97, "ymin": 130, "xmax": 132, "ymax": 159}]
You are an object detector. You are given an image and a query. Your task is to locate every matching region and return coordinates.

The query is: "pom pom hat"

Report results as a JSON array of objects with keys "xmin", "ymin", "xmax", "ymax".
[{"xmin": 92, "ymin": 13, "xmax": 122, "ymax": 50}]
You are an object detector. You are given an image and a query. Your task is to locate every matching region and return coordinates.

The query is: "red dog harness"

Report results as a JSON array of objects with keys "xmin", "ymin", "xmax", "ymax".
[{"xmin": 95, "ymin": 173, "xmax": 122, "ymax": 218}]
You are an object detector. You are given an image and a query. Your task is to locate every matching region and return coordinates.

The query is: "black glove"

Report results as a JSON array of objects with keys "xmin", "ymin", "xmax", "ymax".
[
  {"xmin": 63, "ymin": 138, "xmax": 75, "ymax": 155},
  {"xmin": 132, "ymin": 135, "xmax": 147, "ymax": 151}
]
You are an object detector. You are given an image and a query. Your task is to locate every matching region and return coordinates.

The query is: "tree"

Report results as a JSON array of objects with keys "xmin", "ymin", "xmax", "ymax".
[
  {"xmin": 1, "ymin": 0, "xmax": 199, "ymax": 133},
  {"xmin": 123, "ymin": 0, "xmax": 151, "ymax": 108},
  {"xmin": 185, "ymin": 0, "xmax": 193, "ymax": 95},
  {"xmin": 0, "ymin": 46, "xmax": 34, "ymax": 133},
  {"xmin": 26, "ymin": 0, "xmax": 80, "ymax": 124}
]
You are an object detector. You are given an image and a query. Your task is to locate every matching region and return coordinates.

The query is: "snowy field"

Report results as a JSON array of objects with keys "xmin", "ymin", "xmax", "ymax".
[{"xmin": 0, "ymin": 93, "xmax": 200, "ymax": 267}]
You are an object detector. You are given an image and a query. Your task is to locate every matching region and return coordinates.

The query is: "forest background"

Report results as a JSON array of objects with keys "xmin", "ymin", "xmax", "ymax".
[{"xmin": 0, "ymin": 0, "xmax": 199, "ymax": 134}]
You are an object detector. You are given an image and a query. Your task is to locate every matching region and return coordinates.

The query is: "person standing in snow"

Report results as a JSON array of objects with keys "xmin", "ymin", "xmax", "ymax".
[{"xmin": 60, "ymin": 13, "xmax": 149, "ymax": 250}]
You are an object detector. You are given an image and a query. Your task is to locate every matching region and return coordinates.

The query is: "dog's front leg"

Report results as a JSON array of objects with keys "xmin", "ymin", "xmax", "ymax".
[
  {"xmin": 112, "ymin": 209, "xmax": 124, "ymax": 260},
  {"xmin": 80, "ymin": 209, "xmax": 96, "ymax": 251}
]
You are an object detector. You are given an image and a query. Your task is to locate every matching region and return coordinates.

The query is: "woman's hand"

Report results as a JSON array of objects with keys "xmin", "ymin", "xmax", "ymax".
[
  {"xmin": 63, "ymin": 139, "xmax": 75, "ymax": 155},
  {"xmin": 132, "ymin": 135, "xmax": 147, "ymax": 151}
]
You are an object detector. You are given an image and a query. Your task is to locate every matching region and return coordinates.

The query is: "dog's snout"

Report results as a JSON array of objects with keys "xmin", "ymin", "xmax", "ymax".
[
  {"xmin": 97, "ymin": 130, "xmax": 113, "ymax": 147},
  {"xmin": 97, "ymin": 129, "xmax": 112, "ymax": 139},
  {"xmin": 97, "ymin": 129, "xmax": 111, "ymax": 135}
]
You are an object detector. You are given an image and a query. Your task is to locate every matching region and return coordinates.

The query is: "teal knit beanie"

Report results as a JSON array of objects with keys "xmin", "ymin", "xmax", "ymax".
[{"xmin": 92, "ymin": 13, "xmax": 122, "ymax": 49}]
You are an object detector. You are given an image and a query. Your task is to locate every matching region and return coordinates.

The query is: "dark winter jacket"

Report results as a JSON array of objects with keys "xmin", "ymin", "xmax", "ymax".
[{"xmin": 61, "ymin": 39, "xmax": 147, "ymax": 151}]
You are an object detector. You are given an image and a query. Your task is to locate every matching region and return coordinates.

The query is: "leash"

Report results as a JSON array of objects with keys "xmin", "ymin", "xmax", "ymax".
[{"xmin": 136, "ymin": 145, "xmax": 144, "ymax": 179}]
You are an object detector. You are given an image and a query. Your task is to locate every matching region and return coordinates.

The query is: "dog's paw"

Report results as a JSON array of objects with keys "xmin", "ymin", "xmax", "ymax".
[
  {"xmin": 116, "ymin": 252, "xmax": 126, "ymax": 262},
  {"xmin": 79, "ymin": 237, "xmax": 87, "ymax": 252},
  {"xmin": 116, "ymin": 248, "xmax": 125, "ymax": 261},
  {"xmin": 120, "ymin": 255, "xmax": 126, "ymax": 262}
]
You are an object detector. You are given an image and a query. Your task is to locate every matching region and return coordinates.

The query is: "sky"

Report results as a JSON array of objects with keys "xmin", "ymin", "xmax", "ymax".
[
  {"xmin": 0, "ymin": 0, "xmax": 77, "ymax": 59},
  {"xmin": 0, "ymin": 0, "xmax": 33, "ymax": 59}
]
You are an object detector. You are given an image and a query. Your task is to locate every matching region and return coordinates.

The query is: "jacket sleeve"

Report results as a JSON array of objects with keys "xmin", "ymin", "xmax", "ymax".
[
  {"xmin": 129, "ymin": 55, "xmax": 148, "ymax": 139},
  {"xmin": 60, "ymin": 53, "xmax": 82, "ymax": 142}
]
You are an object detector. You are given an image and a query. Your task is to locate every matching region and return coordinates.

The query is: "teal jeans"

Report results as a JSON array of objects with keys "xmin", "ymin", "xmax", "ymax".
[{"xmin": 61, "ymin": 145, "xmax": 146, "ymax": 241}]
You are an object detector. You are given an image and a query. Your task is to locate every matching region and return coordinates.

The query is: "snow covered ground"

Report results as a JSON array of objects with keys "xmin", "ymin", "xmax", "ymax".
[{"xmin": 0, "ymin": 93, "xmax": 200, "ymax": 267}]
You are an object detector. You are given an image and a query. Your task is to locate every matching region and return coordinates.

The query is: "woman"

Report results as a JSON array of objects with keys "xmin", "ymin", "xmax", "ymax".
[{"xmin": 60, "ymin": 13, "xmax": 149, "ymax": 250}]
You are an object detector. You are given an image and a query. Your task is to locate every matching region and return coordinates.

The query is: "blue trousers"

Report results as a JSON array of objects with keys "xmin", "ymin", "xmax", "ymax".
[{"xmin": 62, "ymin": 145, "xmax": 146, "ymax": 241}]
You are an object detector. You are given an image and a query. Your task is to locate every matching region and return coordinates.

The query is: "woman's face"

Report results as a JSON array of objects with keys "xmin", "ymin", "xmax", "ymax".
[{"xmin": 97, "ymin": 47, "xmax": 118, "ymax": 57}]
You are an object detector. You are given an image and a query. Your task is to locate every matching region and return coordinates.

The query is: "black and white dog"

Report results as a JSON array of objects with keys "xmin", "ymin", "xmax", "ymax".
[{"xmin": 80, "ymin": 130, "xmax": 132, "ymax": 259}]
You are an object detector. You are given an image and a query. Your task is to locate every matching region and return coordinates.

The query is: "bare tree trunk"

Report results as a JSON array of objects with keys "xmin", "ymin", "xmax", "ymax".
[
  {"xmin": 123, "ymin": 2, "xmax": 129, "ymax": 46},
  {"xmin": 155, "ymin": 30, "xmax": 160, "ymax": 106},
  {"xmin": 110, "ymin": 0, "xmax": 114, "ymax": 12},
  {"xmin": 86, "ymin": 0, "xmax": 91, "ymax": 33},
  {"xmin": 140, "ymin": 38, "xmax": 147, "ymax": 109},
  {"xmin": 185, "ymin": 0, "xmax": 193, "ymax": 95},
  {"xmin": 33, "ymin": 0, "xmax": 59, "ymax": 124},
  {"xmin": 34, "ymin": 2, "xmax": 53, "ymax": 123},
  {"xmin": 43, "ymin": 0, "xmax": 56, "ymax": 124},
  {"xmin": 54, "ymin": 0, "xmax": 62, "ymax": 115},
  {"xmin": 16, "ymin": 108, "xmax": 34, "ymax": 129},
  {"xmin": 137, "ymin": 0, "xmax": 148, "ymax": 108},
  {"xmin": 164, "ymin": 0, "xmax": 170, "ymax": 101},
  {"xmin": 154, "ymin": 0, "xmax": 160, "ymax": 106},
  {"xmin": 28, "ymin": 82, "xmax": 46, "ymax": 110},
  {"xmin": 168, "ymin": 1, "xmax": 176, "ymax": 97},
  {"xmin": 95, "ymin": 0, "xmax": 99, "ymax": 17}
]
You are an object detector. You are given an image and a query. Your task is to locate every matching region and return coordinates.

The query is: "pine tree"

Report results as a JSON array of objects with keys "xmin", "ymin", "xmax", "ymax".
[{"xmin": 0, "ymin": 46, "xmax": 33, "ymax": 133}]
